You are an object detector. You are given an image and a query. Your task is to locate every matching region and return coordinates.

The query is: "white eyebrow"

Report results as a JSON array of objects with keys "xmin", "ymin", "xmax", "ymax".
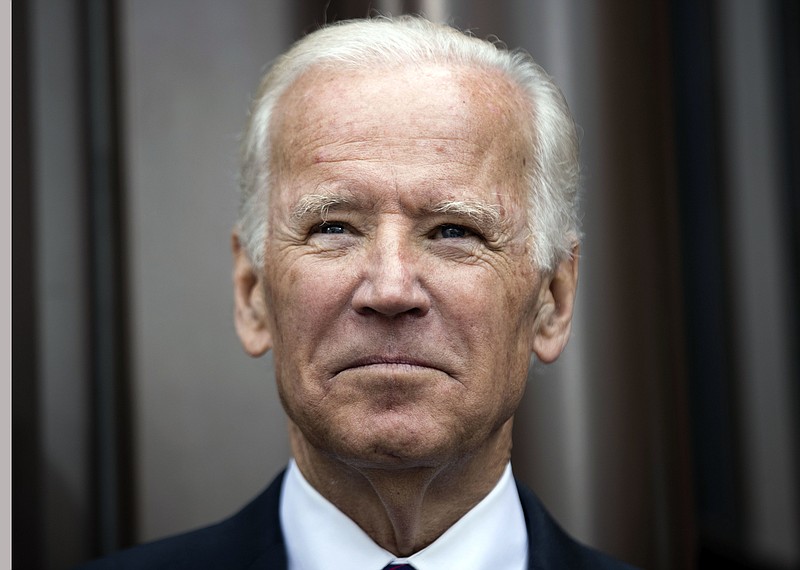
[
  {"xmin": 431, "ymin": 200, "xmax": 502, "ymax": 229},
  {"xmin": 290, "ymin": 194, "xmax": 504, "ymax": 231},
  {"xmin": 290, "ymin": 193, "xmax": 359, "ymax": 223}
]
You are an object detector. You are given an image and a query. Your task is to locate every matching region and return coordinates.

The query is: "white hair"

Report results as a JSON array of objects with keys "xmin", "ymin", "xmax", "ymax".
[{"xmin": 238, "ymin": 15, "xmax": 580, "ymax": 272}]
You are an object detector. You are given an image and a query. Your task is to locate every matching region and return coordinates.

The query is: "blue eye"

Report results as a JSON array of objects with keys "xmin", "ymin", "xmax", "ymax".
[
  {"xmin": 316, "ymin": 222, "xmax": 347, "ymax": 234},
  {"xmin": 438, "ymin": 224, "xmax": 470, "ymax": 239}
]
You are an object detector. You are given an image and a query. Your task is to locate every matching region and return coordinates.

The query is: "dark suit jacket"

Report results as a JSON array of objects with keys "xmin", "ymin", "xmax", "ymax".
[{"xmin": 77, "ymin": 470, "xmax": 637, "ymax": 569}]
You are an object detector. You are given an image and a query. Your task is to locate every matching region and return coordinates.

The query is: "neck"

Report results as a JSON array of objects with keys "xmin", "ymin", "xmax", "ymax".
[{"xmin": 288, "ymin": 419, "xmax": 514, "ymax": 556}]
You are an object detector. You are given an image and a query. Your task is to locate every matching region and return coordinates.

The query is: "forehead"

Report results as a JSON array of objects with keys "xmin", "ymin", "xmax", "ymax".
[
  {"xmin": 279, "ymin": 60, "xmax": 524, "ymax": 122},
  {"xmin": 268, "ymin": 62, "xmax": 532, "ymax": 208}
]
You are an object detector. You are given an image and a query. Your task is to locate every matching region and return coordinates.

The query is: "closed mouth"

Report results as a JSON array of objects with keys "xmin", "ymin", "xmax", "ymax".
[{"xmin": 337, "ymin": 356, "xmax": 441, "ymax": 374}]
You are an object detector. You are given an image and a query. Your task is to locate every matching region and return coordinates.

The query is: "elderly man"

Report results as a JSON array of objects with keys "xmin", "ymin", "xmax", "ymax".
[{"xmin": 80, "ymin": 16, "xmax": 635, "ymax": 570}]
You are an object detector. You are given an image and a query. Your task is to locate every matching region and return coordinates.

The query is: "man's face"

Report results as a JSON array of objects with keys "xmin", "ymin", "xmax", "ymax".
[{"xmin": 236, "ymin": 63, "xmax": 571, "ymax": 469}]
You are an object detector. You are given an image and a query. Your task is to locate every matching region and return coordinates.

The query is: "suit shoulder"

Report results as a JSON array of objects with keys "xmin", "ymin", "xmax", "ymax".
[
  {"xmin": 74, "ymin": 472, "xmax": 286, "ymax": 570},
  {"xmin": 515, "ymin": 481, "xmax": 640, "ymax": 570}
]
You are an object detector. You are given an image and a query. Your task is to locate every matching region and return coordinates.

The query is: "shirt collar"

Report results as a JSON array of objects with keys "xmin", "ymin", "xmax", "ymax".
[{"xmin": 280, "ymin": 459, "xmax": 528, "ymax": 570}]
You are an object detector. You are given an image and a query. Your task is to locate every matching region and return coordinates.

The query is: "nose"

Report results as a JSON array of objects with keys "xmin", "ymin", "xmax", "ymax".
[{"xmin": 351, "ymin": 229, "xmax": 431, "ymax": 318}]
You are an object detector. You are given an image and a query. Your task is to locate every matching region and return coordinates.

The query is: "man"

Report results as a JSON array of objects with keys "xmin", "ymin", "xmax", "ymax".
[{"xmin": 80, "ymin": 16, "xmax": 636, "ymax": 570}]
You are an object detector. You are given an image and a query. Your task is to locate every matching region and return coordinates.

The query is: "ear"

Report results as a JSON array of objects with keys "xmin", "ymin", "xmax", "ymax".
[
  {"xmin": 532, "ymin": 245, "xmax": 580, "ymax": 363},
  {"xmin": 232, "ymin": 232, "xmax": 273, "ymax": 356}
]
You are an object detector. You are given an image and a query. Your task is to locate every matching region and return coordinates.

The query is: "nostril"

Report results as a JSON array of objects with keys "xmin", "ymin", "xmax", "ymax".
[
  {"xmin": 405, "ymin": 307, "xmax": 425, "ymax": 318},
  {"xmin": 354, "ymin": 302, "xmax": 427, "ymax": 319}
]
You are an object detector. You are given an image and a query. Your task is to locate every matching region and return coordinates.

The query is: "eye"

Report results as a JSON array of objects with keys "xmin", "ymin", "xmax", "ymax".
[
  {"xmin": 435, "ymin": 224, "xmax": 474, "ymax": 239},
  {"xmin": 314, "ymin": 222, "xmax": 348, "ymax": 234}
]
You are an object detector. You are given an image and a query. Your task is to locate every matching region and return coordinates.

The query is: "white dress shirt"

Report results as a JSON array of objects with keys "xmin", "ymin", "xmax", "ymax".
[{"xmin": 280, "ymin": 459, "xmax": 528, "ymax": 570}]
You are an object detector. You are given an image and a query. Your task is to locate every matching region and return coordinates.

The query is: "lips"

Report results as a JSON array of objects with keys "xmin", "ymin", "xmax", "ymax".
[{"xmin": 333, "ymin": 354, "xmax": 450, "ymax": 376}]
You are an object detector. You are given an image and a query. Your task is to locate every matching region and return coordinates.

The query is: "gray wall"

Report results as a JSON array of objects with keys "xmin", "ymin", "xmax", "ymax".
[
  {"xmin": 119, "ymin": 0, "xmax": 293, "ymax": 541},
  {"xmin": 30, "ymin": 1, "xmax": 92, "ymax": 567}
]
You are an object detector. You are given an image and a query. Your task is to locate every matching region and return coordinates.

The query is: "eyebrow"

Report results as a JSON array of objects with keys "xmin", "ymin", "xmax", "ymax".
[
  {"xmin": 430, "ymin": 200, "xmax": 502, "ymax": 230},
  {"xmin": 290, "ymin": 192, "xmax": 504, "ymax": 232},
  {"xmin": 291, "ymin": 193, "xmax": 358, "ymax": 223}
]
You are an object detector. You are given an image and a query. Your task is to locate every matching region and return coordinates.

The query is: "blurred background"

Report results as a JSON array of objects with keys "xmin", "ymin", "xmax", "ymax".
[{"xmin": 13, "ymin": 0, "xmax": 799, "ymax": 568}]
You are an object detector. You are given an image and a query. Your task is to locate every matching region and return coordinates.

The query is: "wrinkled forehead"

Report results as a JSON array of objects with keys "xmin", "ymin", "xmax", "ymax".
[{"xmin": 268, "ymin": 61, "xmax": 534, "ymax": 189}]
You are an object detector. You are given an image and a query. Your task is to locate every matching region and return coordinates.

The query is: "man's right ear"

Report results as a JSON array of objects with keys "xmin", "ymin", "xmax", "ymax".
[{"xmin": 232, "ymin": 232, "xmax": 273, "ymax": 357}]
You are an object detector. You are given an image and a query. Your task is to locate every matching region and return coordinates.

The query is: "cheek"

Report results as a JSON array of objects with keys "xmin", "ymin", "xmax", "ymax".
[
  {"xmin": 266, "ymin": 262, "xmax": 353, "ymax": 413},
  {"xmin": 444, "ymin": 263, "xmax": 538, "ymax": 338},
  {"xmin": 267, "ymin": 258, "xmax": 356, "ymax": 353},
  {"xmin": 431, "ymin": 263, "xmax": 539, "ymax": 384}
]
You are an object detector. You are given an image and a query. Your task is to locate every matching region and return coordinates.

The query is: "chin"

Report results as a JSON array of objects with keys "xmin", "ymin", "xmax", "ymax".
[{"xmin": 318, "ymin": 411, "xmax": 467, "ymax": 470}]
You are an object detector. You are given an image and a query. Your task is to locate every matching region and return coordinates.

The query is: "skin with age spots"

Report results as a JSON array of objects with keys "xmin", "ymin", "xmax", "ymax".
[{"xmin": 233, "ymin": 62, "xmax": 579, "ymax": 556}]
